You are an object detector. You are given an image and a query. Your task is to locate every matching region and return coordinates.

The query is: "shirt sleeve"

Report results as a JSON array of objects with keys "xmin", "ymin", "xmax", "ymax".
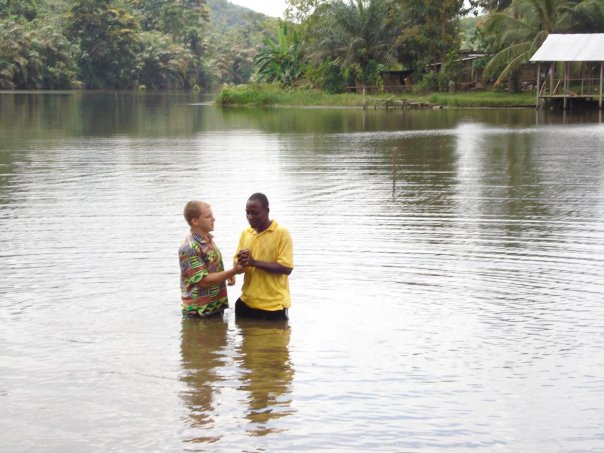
[{"xmin": 276, "ymin": 228, "xmax": 294, "ymax": 269}]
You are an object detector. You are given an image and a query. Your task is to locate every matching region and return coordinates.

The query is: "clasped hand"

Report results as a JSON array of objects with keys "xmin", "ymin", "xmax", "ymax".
[
  {"xmin": 237, "ymin": 248, "xmax": 254, "ymax": 267},
  {"xmin": 227, "ymin": 261, "xmax": 245, "ymax": 286}
]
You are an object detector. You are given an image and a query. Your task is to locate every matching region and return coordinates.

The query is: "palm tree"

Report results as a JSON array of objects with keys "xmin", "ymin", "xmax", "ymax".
[
  {"xmin": 480, "ymin": 0, "xmax": 602, "ymax": 88},
  {"xmin": 253, "ymin": 22, "xmax": 305, "ymax": 87},
  {"xmin": 65, "ymin": 0, "xmax": 140, "ymax": 89},
  {"xmin": 311, "ymin": 0, "xmax": 395, "ymax": 84},
  {"xmin": 0, "ymin": 19, "xmax": 46, "ymax": 89},
  {"xmin": 567, "ymin": 0, "xmax": 604, "ymax": 33},
  {"xmin": 135, "ymin": 31, "xmax": 200, "ymax": 89},
  {"xmin": 32, "ymin": 24, "xmax": 77, "ymax": 89}
]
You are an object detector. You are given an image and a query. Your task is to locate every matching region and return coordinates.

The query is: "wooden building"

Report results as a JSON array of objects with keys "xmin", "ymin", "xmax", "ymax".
[
  {"xmin": 427, "ymin": 50, "xmax": 487, "ymax": 90},
  {"xmin": 530, "ymin": 34, "xmax": 604, "ymax": 110},
  {"xmin": 379, "ymin": 70, "xmax": 414, "ymax": 93}
]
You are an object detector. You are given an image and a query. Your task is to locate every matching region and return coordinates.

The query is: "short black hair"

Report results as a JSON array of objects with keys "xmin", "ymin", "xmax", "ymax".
[{"xmin": 248, "ymin": 193, "xmax": 269, "ymax": 209}]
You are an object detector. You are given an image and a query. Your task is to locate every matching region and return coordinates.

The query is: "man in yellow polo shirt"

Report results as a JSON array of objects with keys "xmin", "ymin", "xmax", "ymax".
[{"xmin": 234, "ymin": 193, "xmax": 294, "ymax": 321}]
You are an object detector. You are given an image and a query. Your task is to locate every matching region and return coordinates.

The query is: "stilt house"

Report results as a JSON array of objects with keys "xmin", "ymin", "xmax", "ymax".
[{"xmin": 530, "ymin": 34, "xmax": 604, "ymax": 110}]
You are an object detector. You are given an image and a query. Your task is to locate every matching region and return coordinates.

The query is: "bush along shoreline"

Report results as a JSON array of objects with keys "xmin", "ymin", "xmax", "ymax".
[{"xmin": 215, "ymin": 84, "xmax": 536, "ymax": 108}]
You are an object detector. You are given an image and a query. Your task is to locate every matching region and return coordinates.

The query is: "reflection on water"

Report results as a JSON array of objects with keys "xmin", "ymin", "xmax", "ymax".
[
  {"xmin": 235, "ymin": 318, "xmax": 294, "ymax": 436},
  {"xmin": 179, "ymin": 317, "xmax": 293, "ymax": 447},
  {"xmin": 0, "ymin": 92, "xmax": 602, "ymax": 141},
  {"xmin": 1, "ymin": 92, "xmax": 604, "ymax": 452},
  {"xmin": 180, "ymin": 317, "xmax": 229, "ymax": 444}
]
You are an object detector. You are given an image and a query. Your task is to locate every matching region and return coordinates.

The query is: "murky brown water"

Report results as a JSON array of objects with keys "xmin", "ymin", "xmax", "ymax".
[{"xmin": 1, "ymin": 92, "xmax": 604, "ymax": 452}]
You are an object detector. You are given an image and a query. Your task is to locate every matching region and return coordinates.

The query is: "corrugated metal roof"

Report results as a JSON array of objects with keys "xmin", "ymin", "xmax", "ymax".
[{"xmin": 530, "ymin": 34, "xmax": 604, "ymax": 62}]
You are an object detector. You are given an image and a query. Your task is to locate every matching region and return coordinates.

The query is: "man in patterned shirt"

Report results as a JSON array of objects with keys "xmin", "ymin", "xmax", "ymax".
[{"xmin": 179, "ymin": 200, "xmax": 243, "ymax": 317}]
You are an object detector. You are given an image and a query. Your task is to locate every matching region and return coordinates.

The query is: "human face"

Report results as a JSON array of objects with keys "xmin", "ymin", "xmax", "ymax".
[
  {"xmin": 246, "ymin": 199, "xmax": 269, "ymax": 232},
  {"xmin": 192, "ymin": 204, "xmax": 215, "ymax": 235}
]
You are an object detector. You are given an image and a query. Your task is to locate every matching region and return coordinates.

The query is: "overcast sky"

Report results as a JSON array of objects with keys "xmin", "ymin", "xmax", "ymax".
[{"xmin": 228, "ymin": 0, "xmax": 287, "ymax": 18}]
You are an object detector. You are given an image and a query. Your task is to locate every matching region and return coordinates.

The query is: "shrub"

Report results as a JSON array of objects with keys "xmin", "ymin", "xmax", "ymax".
[{"xmin": 306, "ymin": 60, "xmax": 347, "ymax": 94}]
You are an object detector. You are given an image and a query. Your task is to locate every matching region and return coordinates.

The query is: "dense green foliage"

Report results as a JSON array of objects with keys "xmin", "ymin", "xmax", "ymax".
[
  {"xmin": 0, "ymin": 17, "xmax": 77, "ymax": 89},
  {"xmin": 310, "ymin": 0, "xmax": 396, "ymax": 84},
  {"xmin": 65, "ymin": 0, "xmax": 140, "ymax": 89},
  {"xmin": 389, "ymin": 0, "xmax": 465, "ymax": 75},
  {"xmin": 216, "ymin": 83, "xmax": 536, "ymax": 106},
  {"xmin": 0, "ymin": 0, "xmax": 602, "ymax": 92},
  {"xmin": 280, "ymin": 0, "xmax": 602, "ymax": 93},
  {"xmin": 0, "ymin": 0, "xmax": 271, "ymax": 90},
  {"xmin": 253, "ymin": 22, "xmax": 304, "ymax": 86}
]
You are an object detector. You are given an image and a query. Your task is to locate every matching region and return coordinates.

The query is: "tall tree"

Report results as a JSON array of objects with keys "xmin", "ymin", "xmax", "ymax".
[
  {"xmin": 134, "ymin": 31, "xmax": 200, "ymax": 89},
  {"xmin": 310, "ymin": 0, "xmax": 396, "ymax": 84},
  {"xmin": 566, "ymin": 0, "xmax": 604, "ymax": 33},
  {"xmin": 65, "ymin": 0, "xmax": 140, "ymax": 89},
  {"xmin": 135, "ymin": 0, "xmax": 209, "ymax": 55},
  {"xmin": 389, "ymin": 0, "xmax": 464, "ymax": 74},
  {"xmin": 0, "ymin": 19, "xmax": 38, "ymax": 89},
  {"xmin": 0, "ymin": 17, "xmax": 76, "ymax": 89}
]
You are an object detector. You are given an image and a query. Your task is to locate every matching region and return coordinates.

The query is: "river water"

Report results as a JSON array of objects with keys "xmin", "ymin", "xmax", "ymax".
[{"xmin": 1, "ymin": 92, "xmax": 604, "ymax": 452}]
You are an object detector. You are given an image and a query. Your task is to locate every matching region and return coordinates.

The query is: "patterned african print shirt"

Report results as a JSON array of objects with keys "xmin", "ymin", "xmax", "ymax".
[{"xmin": 179, "ymin": 231, "xmax": 228, "ymax": 317}]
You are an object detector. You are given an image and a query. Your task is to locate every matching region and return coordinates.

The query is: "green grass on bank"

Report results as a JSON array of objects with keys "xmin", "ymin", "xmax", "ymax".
[
  {"xmin": 215, "ymin": 83, "xmax": 536, "ymax": 108},
  {"xmin": 215, "ymin": 83, "xmax": 372, "ymax": 106},
  {"xmin": 425, "ymin": 91, "xmax": 535, "ymax": 107}
]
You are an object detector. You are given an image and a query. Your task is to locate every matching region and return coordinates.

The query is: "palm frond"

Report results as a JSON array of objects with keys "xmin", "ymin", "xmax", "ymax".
[{"xmin": 484, "ymin": 41, "xmax": 530, "ymax": 79}]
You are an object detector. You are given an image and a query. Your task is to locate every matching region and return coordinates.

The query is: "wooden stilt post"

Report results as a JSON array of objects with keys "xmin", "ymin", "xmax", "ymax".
[
  {"xmin": 363, "ymin": 86, "xmax": 367, "ymax": 110},
  {"xmin": 563, "ymin": 62, "xmax": 568, "ymax": 110},
  {"xmin": 550, "ymin": 62, "xmax": 554, "ymax": 96},
  {"xmin": 536, "ymin": 63, "xmax": 541, "ymax": 109},
  {"xmin": 600, "ymin": 61, "xmax": 604, "ymax": 110}
]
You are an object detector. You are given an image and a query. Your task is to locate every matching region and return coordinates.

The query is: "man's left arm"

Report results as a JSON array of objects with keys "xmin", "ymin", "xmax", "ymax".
[{"xmin": 245, "ymin": 259, "xmax": 292, "ymax": 275}]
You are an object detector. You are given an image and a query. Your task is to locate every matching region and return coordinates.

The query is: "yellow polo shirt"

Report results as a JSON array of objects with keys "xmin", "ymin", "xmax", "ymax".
[{"xmin": 235, "ymin": 220, "xmax": 294, "ymax": 311}]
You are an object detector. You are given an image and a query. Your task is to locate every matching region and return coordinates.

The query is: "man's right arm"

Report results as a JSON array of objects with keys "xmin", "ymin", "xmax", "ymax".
[{"xmin": 198, "ymin": 263, "xmax": 244, "ymax": 288}]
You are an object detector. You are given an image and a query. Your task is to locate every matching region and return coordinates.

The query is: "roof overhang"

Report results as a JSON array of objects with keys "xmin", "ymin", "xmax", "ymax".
[{"xmin": 530, "ymin": 34, "xmax": 604, "ymax": 62}]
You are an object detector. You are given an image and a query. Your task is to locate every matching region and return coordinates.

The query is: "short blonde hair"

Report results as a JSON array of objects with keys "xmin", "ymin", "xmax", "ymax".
[{"xmin": 183, "ymin": 200, "xmax": 209, "ymax": 226}]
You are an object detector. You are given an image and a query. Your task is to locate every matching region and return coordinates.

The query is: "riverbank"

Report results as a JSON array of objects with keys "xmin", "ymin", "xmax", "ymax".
[{"xmin": 215, "ymin": 84, "xmax": 536, "ymax": 108}]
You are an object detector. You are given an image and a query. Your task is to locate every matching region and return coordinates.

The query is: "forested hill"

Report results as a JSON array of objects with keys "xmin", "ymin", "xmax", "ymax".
[
  {"xmin": 204, "ymin": 0, "xmax": 278, "ymax": 87},
  {"xmin": 0, "ymin": 0, "xmax": 276, "ymax": 91},
  {"xmin": 207, "ymin": 0, "xmax": 269, "ymax": 27}
]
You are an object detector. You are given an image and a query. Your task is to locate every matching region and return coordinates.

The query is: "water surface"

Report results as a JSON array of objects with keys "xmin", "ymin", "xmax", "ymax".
[{"xmin": 1, "ymin": 92, "xmax": 604, "ymax": 452}]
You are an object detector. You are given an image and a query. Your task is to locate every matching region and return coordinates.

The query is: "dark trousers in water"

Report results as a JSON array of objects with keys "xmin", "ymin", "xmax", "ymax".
[{"xmin": 235, "ymin": 298, "xmax": 289, "ymax": 321}]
